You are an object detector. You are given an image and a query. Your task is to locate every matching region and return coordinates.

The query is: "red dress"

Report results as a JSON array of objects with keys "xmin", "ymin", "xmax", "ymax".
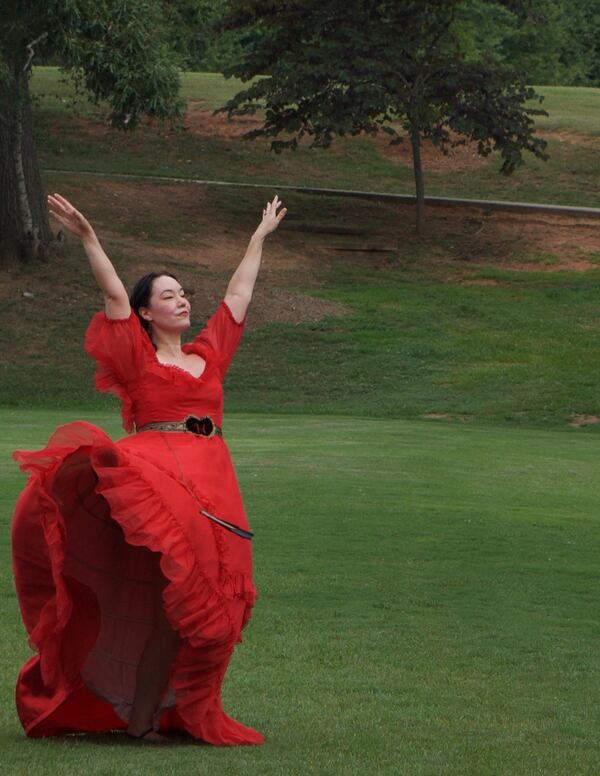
[{"xmin": 11, "ymin": 300, "xmax": 263, "ymax": 745}]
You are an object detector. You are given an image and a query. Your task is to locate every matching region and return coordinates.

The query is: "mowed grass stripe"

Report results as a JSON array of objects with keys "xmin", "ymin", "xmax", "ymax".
[{"xmin": 1, "ymin": 410, "xmax": 600, "ymax": 775}]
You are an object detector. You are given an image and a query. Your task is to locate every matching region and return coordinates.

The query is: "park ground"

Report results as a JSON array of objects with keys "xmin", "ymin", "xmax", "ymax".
[
  {"xmin": 1, "ymin": 71, "xmax": 600, "ymax": 775},
  {"xmin": 3, "ymin": 409, "xmax": 600, "ymax": 776}
]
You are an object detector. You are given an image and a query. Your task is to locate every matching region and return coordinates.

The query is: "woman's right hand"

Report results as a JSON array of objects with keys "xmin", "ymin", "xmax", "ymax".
[{"xmin": 48, "ymin": 193, "xmax": 95, "ymax": 241}]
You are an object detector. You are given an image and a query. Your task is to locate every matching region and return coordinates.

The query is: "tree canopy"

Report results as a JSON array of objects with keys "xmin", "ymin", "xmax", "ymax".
[
  {"xmin": 159, "ymin": 0, "xmax": 600, "ymax": 85},
  {"xmin": 1, "ymin": 0, "xmax": 183, "ymax": 129},
  {"xmin": 221, "ymin": 0, "xmax": 549, "ymax": 232},
  {"xmin": 456, "ymin": 0, "xmax": 600, "ymax": 86},
  {"xmin": 0, "ymin": 0, "xmax": 184, "ymax": 256}
]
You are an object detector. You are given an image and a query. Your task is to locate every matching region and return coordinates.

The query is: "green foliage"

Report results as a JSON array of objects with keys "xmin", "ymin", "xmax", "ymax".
[
  {"xmin": 52, "ymin": 0, "xmax": 183, "ymax": 128},
  {"xmin": 455, "ymin": 0, "xmax": 524, "ymax": 63},
  {"xmin": 571, "ymin": 0, "xmax": 600, "ymax": 85},
  {"xmin": 455, "ymin": 0, "xmax": 600, "ymax": 86},
  {"xmin": 0, "ymin": 0, "xmax": 183, "ymax": 128},
  {"xmin": 220, "ymin": 0, "xmax": 548, "ymax": 231},
  {"xmin": 432, "ymin": 61, "xmax": 548, "ymax": 175},
  {"xmin": 163, "ymin": 0, "xmax": 252, "ymax": 72},
  {"xmin": 221, "ymin": 0, "xmax": 547, "ymax": 153}
]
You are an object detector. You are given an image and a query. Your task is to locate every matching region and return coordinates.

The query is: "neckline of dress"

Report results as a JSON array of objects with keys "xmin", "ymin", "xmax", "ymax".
[{"xmin": 153, "ymin": 347, "xmax": 208, "ymax": 381}]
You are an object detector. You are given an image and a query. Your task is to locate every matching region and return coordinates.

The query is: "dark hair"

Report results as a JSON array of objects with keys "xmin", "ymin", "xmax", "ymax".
[{"xmin": 129, "ymin": 271, "xmax": 179, "ymax": 339}]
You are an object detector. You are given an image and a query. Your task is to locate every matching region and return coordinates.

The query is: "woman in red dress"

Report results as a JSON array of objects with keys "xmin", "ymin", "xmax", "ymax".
[{"xmin": 11, "ymin": 192, "xmax": 287, "ymax": 744}]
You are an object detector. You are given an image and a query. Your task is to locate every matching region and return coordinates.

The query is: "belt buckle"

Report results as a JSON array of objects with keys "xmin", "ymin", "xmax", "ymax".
[{"xmin": 185, "ymin": 415, "xmax": 215, "ymax": 437}]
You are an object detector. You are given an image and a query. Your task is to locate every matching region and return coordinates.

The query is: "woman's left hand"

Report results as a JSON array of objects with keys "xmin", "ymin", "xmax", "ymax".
[{"xmin": 255, "ymin": 195, "xmax": 287, "ymax": 238}]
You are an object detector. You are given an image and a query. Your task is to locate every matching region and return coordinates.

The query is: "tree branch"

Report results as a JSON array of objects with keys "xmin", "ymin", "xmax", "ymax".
[{"xmin": 23, "ymin": 32, "xmax": 48, "ymax": 74}]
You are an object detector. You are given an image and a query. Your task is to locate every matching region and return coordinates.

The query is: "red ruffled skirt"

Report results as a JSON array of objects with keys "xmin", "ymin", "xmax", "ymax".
[{"xmin": 11, "ymin": 421, "xmax": 262, "ymax": 745}]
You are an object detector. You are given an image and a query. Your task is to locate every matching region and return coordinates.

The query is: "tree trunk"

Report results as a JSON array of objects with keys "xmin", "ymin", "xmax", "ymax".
[
  {"xmin": 410, "ymin": 124, "xmax": 425, "ymax": 236},
  {"xmin": 0, "ymin": 54, "xmax": 53, "ymax": 261}
]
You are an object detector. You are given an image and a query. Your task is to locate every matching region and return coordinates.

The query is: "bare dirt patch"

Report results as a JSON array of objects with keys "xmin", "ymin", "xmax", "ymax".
[
  {"xmin": 372, "ymin": 133, "xmax": 489, "ymax": 172},
  {"xmin": 569, "ymin": 414, "xmax": 600, "ymax": 427},
  {"xmin": 184, "ymin": 101, "xmax": 266, "ymax": 140},
  {"xmin": 38, "ymin": 177, "xmax": 351, "ymax": 329},
  {"xmin": 460, "ymin": 278, "xmax": 504, "ymax": 286},
  {"xmin": 474, "ymin": 212, "xmax": 600, "ymax": 270},
  {"xmin": 503, "ymin": 257, "xmax": 598, "ymax": 273},
  {"xmin": 424, "ymin": 206, "xmax": 600, "ymax": 274},
  {"xmin": 543, "ymin": 130, "xmax": 600, "ymax": 148}
]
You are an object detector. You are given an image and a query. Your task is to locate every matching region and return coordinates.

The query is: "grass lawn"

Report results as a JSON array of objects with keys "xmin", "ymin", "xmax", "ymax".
[
  {"xmin": 2, "ymin": 409, "xmax": 600, "ymax": 775},
  {"xmin": 532, "ymin": 86, "xmax": 600, "ymax": 136},
  {"xmin": 29, "ymin": 69, "xmax": 600, "ymax": 209}
]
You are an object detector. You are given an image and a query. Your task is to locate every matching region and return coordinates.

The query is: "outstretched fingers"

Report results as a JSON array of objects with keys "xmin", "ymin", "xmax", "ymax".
[
  {"xmin": 47, "ymin": 193, "xmax": 92, "ymax": 240},
  {"xmin": 259, "ymin": 195, "xmax": 287, "ymax": 235},
  {"xmin": 263, "ymin": 195, "xmax": 285, "ymax": 216},
  {"xmin": 48, "ymin": 195, "xmax": 68, "ymax": 219},
  {"xmin": 48, "ymin": 193, "xmax": 84, "ymax": 223},
  {"xmin": 51, "ymin": 192, "xmax": 75, "ymax": 211}
]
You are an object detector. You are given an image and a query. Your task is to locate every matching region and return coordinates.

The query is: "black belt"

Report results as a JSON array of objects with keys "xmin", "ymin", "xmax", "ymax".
[{"xmin": 137, "ymin": 415, "xmax": 222, "ymax": 437}]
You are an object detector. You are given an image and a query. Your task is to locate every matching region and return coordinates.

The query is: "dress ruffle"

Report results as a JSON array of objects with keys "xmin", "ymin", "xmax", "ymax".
[
  {"xmin": 85, "ymin": 313, "xmax": 151, "ymax": 434},
  {"xmin": 12, "ymin": 421, "xmax": 262, "ymax": 745},
  {"xmin": 92, "ymin": 447, "xmax": 255, "ymax": 647}
]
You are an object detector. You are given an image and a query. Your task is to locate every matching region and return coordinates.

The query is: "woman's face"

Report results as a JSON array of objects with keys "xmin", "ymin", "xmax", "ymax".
[{"xmin": 139, "ymin": 275, "xmax": 191, "ymax": 333}]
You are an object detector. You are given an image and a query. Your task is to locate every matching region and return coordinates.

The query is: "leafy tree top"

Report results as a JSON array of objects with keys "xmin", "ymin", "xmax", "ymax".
[
  {"xmin": 221, "ymin": 0, "xmax": 548, "ymax": 174},
  {"xmin": 1, "ymin": 0, "xmax": 184, "ymax": 128}
]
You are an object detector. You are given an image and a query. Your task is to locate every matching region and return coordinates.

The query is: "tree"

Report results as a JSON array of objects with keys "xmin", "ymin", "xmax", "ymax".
[
  {"xmin": 220, "ymin": 0, "xmax": 549, "ymax": 233},
  {"xmin": 457, "ymin": 0, "xmax": 572, "ymax": 83},
  {"xmin": 456, "ymin": 0, "xmax": 600, "ymax": 86},
  {"xmin": 0, "ymin": 0, "xmax": 183, "ymax": 260},
  {"xmin": 162, "ymin": 0, "xmax": 253, "ymax": 72},
  {"xmin": 564, "ymin": 0, "xmax": 600, "ymax": 86}
]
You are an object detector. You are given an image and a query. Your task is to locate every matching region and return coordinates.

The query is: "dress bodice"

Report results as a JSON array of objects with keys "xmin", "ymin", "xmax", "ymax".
[{"xmin": 85, "ymin": 300, "xmax": 245, "ymax": 433}]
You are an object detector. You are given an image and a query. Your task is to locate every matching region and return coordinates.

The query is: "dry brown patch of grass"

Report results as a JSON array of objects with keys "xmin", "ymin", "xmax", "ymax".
[
  {"xmin": 18, "ymin": 177, "xmax": 351, "ymax": 330},
  {"xmin": 569, "ymin": 414, "xmax": 600, "ymax": 427},
  {"xmin": 542, "ymin": 130, "xmax": 600, "ymax": 148},
  {"xmin": 371, "ymin": 133, "xmax": 489, "ymax": 172},
  {"xmin": 424, "ymin": 207, "xmax": 600, "ymax": 277},
  {"xmin": 184, "ymin": 101, "xmax": 265, "ymax": 140}
]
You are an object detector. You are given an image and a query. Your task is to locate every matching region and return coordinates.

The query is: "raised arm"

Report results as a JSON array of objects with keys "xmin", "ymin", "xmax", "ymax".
[
  {"xmin": 48, "ymin": 193, "xmax": 131, "ymax": 319},
  {"xmin": 224, "ymin": 195, "xmax": 287, "ymax": 322}
]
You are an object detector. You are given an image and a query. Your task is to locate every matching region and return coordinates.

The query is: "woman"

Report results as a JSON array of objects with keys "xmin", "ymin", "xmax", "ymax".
[{"xmin": 11, "ymin": 192, "xmax": 286, "ymax": 744}]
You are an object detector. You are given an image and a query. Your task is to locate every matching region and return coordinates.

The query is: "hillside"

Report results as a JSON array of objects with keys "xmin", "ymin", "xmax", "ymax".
[{"xmin": 1, "ymin": 72, "xmax": 600, "ymax": 427}]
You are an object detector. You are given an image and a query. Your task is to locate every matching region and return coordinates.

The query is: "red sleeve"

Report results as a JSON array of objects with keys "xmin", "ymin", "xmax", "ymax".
[
  {"xmin": 191, "ymin": 300, "xmax": 246, "ymax": 379},
  {"xmin": 85, "ymin": 311, "xmax": 150, "ymax": 432}
]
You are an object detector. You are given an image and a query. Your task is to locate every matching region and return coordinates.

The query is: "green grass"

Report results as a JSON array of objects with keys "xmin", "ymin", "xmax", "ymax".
[
  {"xmin": 29, "ymin": 68, "xmax": 600, "ymax": 209},
  {"xmin": 3, "ymin": 410, "xmax": 600, "ymax": 774},
  {"xmin": 30, "ymin": 67, "xmax": 249, "ymax": 115},
  {"xmin": 227, "ymin": 269, "xmax": 600, "ymax": 427},
  {"xmin": 179, "ymin": 70, "xmax": 253, "ymax": 109},
  {"xmin": 532, "ymin": 86, "xmax": 600, "ymax": 136},
  {"xmin": 423, "ymin": 138, "xmax": 600, "ymax": 207}
]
